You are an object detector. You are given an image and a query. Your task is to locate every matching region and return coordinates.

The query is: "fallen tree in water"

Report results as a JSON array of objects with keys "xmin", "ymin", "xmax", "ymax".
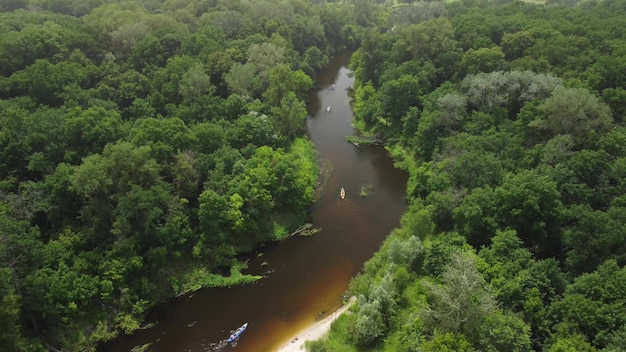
[{"xmin": 289, "ymin": 223, "xmax": 321, "ymax": 237}]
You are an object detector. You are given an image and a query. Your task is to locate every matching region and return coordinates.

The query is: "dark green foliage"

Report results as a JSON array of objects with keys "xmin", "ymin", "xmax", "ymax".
[
  {"xmin": 549, "ymin": 260, "xmax": 626, "ymax": 349},
  {"xmin": 328, "ymin": 1, "xmax": 626, "ymax": 351},
  {"xmin": 0, "ymin": 1, "xmax": 354, "ymax": 349},
  {"xmin": 3, "ymin": 0, "xmax": 626, "ymax": 350},
  {"xmin": 563, "ymin": 205, "xmax": 626, "ymax": 275}
]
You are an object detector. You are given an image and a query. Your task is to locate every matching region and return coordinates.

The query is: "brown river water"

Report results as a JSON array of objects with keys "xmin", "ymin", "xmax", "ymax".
[{"xmin": 99, "ymin": 52, "xmax": 408, "ymax": 352}]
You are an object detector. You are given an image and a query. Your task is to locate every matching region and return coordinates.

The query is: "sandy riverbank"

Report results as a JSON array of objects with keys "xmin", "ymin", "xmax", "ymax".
[{"xmin": 275, "ymin": 297, "xmax": 356, "ymax": 352}]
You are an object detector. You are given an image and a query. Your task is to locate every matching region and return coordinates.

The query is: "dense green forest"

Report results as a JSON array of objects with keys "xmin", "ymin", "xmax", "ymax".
[
  {"xmin": 307, "ymin": 0, "xmax": 626, "ymax": 352},
  {"xmin": 0, "ymin": 0, "xmax": 379, "ymax": 350},
  {"xmin": 2, "ymin": 0, "xmax": 626, "ymax": 351}
]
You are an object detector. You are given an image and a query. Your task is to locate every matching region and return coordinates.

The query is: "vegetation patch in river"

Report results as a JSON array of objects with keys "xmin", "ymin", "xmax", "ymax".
[
  {"xmin": 359, "ymin": 184, "xmax": 373, "ymax": 197},
  {"xmin": 314, "ymin": 155, "xmax": 333, "ymax": 200},
  {"xmin": 172, "ymin": 261, "xmax": 263, "ymax": 295}
]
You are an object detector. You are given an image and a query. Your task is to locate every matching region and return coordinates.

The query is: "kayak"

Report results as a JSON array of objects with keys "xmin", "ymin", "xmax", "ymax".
[
  {"xmin": 340, "ymin": 187, "xmax": 345, "ymax": 199},
  {"xmin": 226, "ymin": 322, "xmax": 248, "ymax": 343}
]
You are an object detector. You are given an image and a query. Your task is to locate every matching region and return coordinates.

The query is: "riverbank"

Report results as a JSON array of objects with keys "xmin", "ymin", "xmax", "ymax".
[{"xmin": 275, "ymin": 297, "xmax": 356, "ymax": 352}]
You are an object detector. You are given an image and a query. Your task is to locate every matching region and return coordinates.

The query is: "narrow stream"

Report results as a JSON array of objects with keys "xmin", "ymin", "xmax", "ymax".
[{"xmin": 100, "ymin": 52, "xmax": 408, "ymax": 352}]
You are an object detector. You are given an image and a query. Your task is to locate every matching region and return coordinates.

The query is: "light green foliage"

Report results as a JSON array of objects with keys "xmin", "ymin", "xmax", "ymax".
[
  {"xmin": 532, "ymin": 86, "xmax": 613, "ymax": 145},
  {"xmin": 4, "ymin": 0, "xmax": 626, "ymax": 350},
  {"xmin": 420, "ymin": 252, "xmax": 496, "ymax": 341},
  {"xmin": 174, "ymin": 263, "xmax": 262, "ymax": 295},
  {"xmin": 604, "ymin": 325, "xmax": 626, "ymax": 352},
  {"xmin": 352, "ymin": 81, "xmax": 380, "ymax": 126},
  {"xmin": 179, "ymin": 62, "xmax": 215, "ymax": 98},
  {"xmin": 354, "ymin": 298, "xmax": 386, "ymax": 346},
  {"xmin": 225, "ymin": 62, "xmax": 262, "ymax": 97},
  {"xmin": 225, "ymin": 42, "xmax": 288, "ymax": 98},
  {"xmin": 419, "ymin": 332, "xmax": 474, "ymax": 352},
  {"xmin": 436, "ymin": 91, "xmax": 466, "ymax": 131},
  {"xmin": 128, "ymin": 117, "xmax": 195, "ymax": 163},
  {"xmin": 198, "ymin": 189, "xmax": 228, "ymax": 243},
  {"xmin": 460, "ymin": 71, "xmax": 561, "ymax": 113},
  {"xmin": 301, "ymin": 46, "xmax": 328, "ymax": 75},
  {"xmin": 264, "ymin": 65, "xmax": 313, "ymax": 106},
  {"xmin": 286, "ymin": 137, "xmax": 318, "ymax": 206},
  {"xmin": 386, "ymin": 236, "xmax": 423, "ymax": 267},
  {"xmin": 546, "ymin": 334, "xmax": 597, "ymax": 352},
  {"xmin": 478, "ymin": 230, "xmax": 566, "ymax": 348},
  {"xmin": 225, "ymin": 111, "xmax": 277, "ymax": 149},
  {"xmin": 540, "ymin": 134, "xmax": 576, "ymax": 166},
  {"xmin": 149, "ymin": 55, "xmax": 198, "ymax": 107}
]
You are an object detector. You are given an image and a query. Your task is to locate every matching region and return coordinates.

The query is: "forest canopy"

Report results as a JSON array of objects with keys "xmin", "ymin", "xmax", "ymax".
[
  {"xmin": 307, "ymin": 0, "xmax": 626, "ymax": 352},
  {"xmin": 2, "ymin": 0, "xmax": 626, "ymax": 351},
  {"xmin": 0, "ymin": 0, "xmax": 373, "ymax": 350}
]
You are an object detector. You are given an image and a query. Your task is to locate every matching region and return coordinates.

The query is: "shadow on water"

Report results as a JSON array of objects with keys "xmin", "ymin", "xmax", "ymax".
[{"xmin": 98, "ymin": 52, "xmax": 408, "ymax": 352}]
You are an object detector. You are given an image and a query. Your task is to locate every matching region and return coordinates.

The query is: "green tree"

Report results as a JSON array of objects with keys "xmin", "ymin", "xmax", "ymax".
[
  {"xmin": 264, "ymin": 64, "xmax": 312, "ymax": 106},
  {"xmin": 70, "ymin": 142, "xmax": 167, "ymax": 247},
  {"xmin": 500, "ymin": 31, "xmax": 535, "ymax": 61},
  {"xmin": 420, "ymin": 333, "xmax": 474, "ymax": 352},
  {"xmin": 546, "ymin": 334, "xmax": 597, "ymax": 352},
  {"xmin": 459, "ymin": 46, "xmax": 506, "ymax": 77},
  {"xmin": 0, "ymin": 268, "xmax": 24, "ymax": 352},
  {"xmin": 128, "ymin": 117, "xmax": 195, "ymax": 164},
  {"xmin": 224, "ymin": 62, "xmax": 263, "ymax": 97},
  {"xmin": 9, "ymin": 58, "xmax": 90, "ymax": 107},
  {"xmin": 477, "ymin": 311, "xmax": 531, "ymax": 352},
  {"xmin": 493, "ymin": 170, "xmax": 563, "ymax": 257},
  {"xmin": 563, "ymin": 205, "xmax": 626, "ymax": 274},
  {"xmin": 63, "ymin": 106, "xmax": 124, "ymax": 164},
  {"xmin": 352, "ymin": 81, "xmax": 380, "ymax": 126},
  {"xmin": 225, "ymin": 112, "xmax": 278, "ymax": 149},
  {"xmin": 179, "ymin": 62, "xmax": 215, "ymax": 99},
  {"xmin": 420, "ymin": 251, "xmax": 496, "ymax": 342},
  {"xmin": 531, "ymin": 86, "xmax": 613, "ymax": 146},
  {"xmin": 300, "ymin": 46, "xmax": 328, "ymax": 75},
  {"xmin": 379, "ymin": 74, "xmax": 421, "ymax": 129},
  {"xmin": 549, "ymin": 259, "xmax": 626, "ymax": 348},
  {"xmin": 353, "ymin": 298, "xmax": 385, "ymax": 347},
  {"xmin": 454, "ymin": 187, "xmax": 498, "ymax": 246},
  {"xmin": 271, "ymin": 92, "xmax": 307, "ymax": 139},
  {"xmin": 198, "ymin": 189, "xmax": 229, "ymax": 246}
]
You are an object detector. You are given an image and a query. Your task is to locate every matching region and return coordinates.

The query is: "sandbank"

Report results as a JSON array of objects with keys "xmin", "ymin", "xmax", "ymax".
[{"xmin": 274, "ymin": 297, "xmax": 356, "ymax": 352}]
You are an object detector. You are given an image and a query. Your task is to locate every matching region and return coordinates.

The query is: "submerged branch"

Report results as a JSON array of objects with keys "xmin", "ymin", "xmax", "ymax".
[{"xmin": 289, "ymin": 223, "xmax": 321, "ymax": 237}]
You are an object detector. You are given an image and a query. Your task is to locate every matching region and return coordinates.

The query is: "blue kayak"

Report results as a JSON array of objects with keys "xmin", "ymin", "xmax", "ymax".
[{"xmin": 226, "ymin": 322, "xmax": 248, "ymax": 343}]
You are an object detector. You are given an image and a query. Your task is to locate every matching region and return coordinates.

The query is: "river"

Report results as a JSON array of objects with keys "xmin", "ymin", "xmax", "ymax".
[{"xmin": 99, "ymin": 52, "xmax": 408, "ymax": 352}]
